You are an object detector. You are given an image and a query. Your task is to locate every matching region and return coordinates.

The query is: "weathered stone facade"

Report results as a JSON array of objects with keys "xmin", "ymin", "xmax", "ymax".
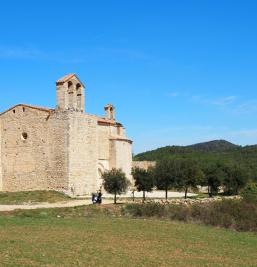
[
  {"xmin": 0, "ymin": 74, "xmax": 132, "ymax": 196},
  {"xmin": 132, "ymin": 161, "xmax": 156, "ymax": 170}
]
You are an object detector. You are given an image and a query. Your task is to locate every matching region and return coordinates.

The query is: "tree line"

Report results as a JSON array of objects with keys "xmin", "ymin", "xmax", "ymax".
[
  {"xmin": 133, "ymin": 158, "xmax": 250, "ymax": 200},
  {"xmin": 101, "ymin": 158, "xmax": 251, "ymax": 203}
]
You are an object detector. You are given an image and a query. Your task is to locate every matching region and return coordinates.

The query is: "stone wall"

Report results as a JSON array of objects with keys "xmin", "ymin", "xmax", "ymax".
[
  {"xmin": 132, "ymin": 161, "xmax": 156, "ymax": 170},
  {"xmin": 98, "ymin": 124, "xmax": 110, "ymax": 161},
  {"xmin": 67, "ymin": 112, "xmax": 98, "ymax": 196},
  {"xmin": 46, "ymin": 111, "xmax": 69, "ymax": 192},
  {"xmin": 110, "ymin": 139, "xmax": 133, "ymax": 183},
  {"xmin": 0, "ymin": 106, "xmax": 70, "ymax": 193},
  {"xmin": 0, "ymin": 106, "xmax": 52, "ymax": 191},
  {"xmin": 0, "ymin": 119, "xmax": 2, "ymax": 191}
]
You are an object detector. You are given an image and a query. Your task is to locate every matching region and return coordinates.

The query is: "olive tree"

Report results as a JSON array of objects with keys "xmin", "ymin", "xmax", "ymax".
[
  {"xmin": 102, "ymin": 168, "xmax": 130, "ymax": 204},
  {"xmin": 176, "ymin": 159, "xmax": 204, "ymax": 199},
  {"xmin": 154, "ymin": 158, "xmax": 178, "ymax": 200},
  {"xmin": 132, "ymin": 167, "xmax": 155, "ymax": 201},
  {"xmin": 203, "ymin": 163, "xmax": 225, "ymax": 197},
  {"xmin": 222, "ymin": 164, "xmax": 249, "ymax": 195}
]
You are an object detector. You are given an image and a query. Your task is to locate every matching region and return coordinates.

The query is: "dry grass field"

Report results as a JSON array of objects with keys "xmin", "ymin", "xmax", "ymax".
[
  {"xmin": 0, "ymin": 191, "xmax": 71, "ymax": 205},
  {"xmin": 0, "ymin": 206, "xmax": 257, "ymax": 267}
]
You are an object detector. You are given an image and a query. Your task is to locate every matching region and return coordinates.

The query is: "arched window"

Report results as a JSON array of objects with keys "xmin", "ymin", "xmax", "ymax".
[
  {"xmin": 76, "ymin": 83, "xmax": 82, "ymax": 111},
  {"xmin": 67, "ymin": 81, "xmax": 74, "ymax": 109}
]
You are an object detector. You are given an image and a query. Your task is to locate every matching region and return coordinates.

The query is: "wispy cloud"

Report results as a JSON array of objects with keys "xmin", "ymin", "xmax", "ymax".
[
  {"xmin": 0, "ymin": 44, "xmax": 149, "ymax": 64},
  {"xmin": 210, "ymin": 96, "xmax": 237, "ymax": 106},
  {"xmin": 0, "ymin": 45, "xmax": 86, "ymax": 63},
  {"xmin": 0, "ymin": 45, "xmax": 45, "ymax": 59},
  {"xmin": 168, "ymin": 90, "xmax": 237, "ymax": 107},
  {"xmin": 229, "ymin": 128, "xmax": 257, "ymax": 137},
  {"xmin": 233, "ymin": 100, "xmax": 257, "ymax": 114},
  {"xmin": 190, "ymin": 95, "xmax": 237, "ymax": 107},
  {"xmin": 167, "ymin": 89, "xmax": 257, "ymax": 115}
]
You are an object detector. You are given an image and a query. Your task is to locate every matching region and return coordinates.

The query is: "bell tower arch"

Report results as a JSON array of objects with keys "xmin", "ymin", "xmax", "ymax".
[{"xmin": 56, "ymin": 73, "xmax": 85, "ymax": 112}]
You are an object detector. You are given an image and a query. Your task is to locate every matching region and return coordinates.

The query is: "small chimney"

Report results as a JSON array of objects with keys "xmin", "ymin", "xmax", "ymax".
[{"xmin": 104, "ymin": 104, "xmax": 115, "ymax": 120}]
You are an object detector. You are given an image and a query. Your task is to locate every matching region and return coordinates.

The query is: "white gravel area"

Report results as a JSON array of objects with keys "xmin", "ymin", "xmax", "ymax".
[{"xmin": 102, "ymin": 190, "xmax": 196, "ymax": 199}]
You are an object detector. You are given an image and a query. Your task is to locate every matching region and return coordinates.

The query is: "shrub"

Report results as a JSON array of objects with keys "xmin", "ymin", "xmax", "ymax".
[
  {"xmin": 241, "ymin": 183, "xmax": 257, "ymax": 203},
  {"xmin": 168, "ymin": 205, "xmax": 191, "ymax": 222},
  {"xmin": 122, "ymin": 203, "xmax": 167, "ymax": 217},
  {"xmin": 123, "ymin": 199, "xmax": 257, "ymax": 232}
]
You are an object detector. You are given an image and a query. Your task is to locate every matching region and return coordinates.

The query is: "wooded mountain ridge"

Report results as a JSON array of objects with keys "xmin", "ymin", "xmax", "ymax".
[{"xmin": 134, "ymin": 140, "xmax": 257, "ymax": 181}]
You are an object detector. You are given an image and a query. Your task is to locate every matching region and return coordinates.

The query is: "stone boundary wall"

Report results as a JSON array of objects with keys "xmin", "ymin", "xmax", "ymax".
[
  {"xmin": 132, "ymin": 161, "xmax": 156, "ymax": 170},
  {"xmin": 151, "ymin": 195, "xmax": 241, "ymax": 205}
]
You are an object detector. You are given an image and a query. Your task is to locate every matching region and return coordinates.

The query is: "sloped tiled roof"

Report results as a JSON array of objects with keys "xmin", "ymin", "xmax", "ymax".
[
  {"xmin": 110, "ymin": 135, "xmax": 133, "ymax": 144},
  {"xmin": 0, "ymin": 104, "xmax": 54, "ymax": 116},
  {"xmin": 97, "ymin": 117, "xmax": 117, "ymax": 125},
  {"xmin": 0, "ymin": 104, "xmax": 124, "ymax": 129},
  {"xmin": 56, "ymin": 73, "xmax": 76, "ymax": 83},
  {"xmin": 56, "ymin": 73, "xmax": 85, "ymax": 87}
]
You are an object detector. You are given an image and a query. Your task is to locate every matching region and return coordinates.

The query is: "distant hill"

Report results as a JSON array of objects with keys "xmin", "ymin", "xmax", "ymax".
[
  {"xmin": 134, "ymin": 140, "xmax": 240, "ymax": 161},
  {"xmin": 187, "ymin": 140, "xmax": 240, "ymax": 152},
  {"xmin": 133, "ymin": 140, "xmax": 257, "ymax": 181}
]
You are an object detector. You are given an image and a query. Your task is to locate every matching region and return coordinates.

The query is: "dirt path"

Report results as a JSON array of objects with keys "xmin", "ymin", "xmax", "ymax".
[
  {"xmin": 0, "ymin": 191, "xmax": 198, "ymax": 212},
  {"xmin": 0, "ymin": 199, "xmax": 114, "ymax": 212}
]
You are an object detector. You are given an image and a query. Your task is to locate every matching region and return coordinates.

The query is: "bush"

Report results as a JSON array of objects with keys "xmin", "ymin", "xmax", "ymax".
[
  {"xmin": 190, "ymin": 200, "xmax": 257, "ymax": 231},
  {"xmin": 122, "ymin": 203, "xmax": 167, "ymax": 217},
  {"xmin": 241, "ymin": 183, "xmax": 257, "ymax": 203},
  {"xmin": 123, "ymin": 199, "xmax": 257, "ymax": 232},
  {"xmin": 168, "ymin": 205, "xmax": 191, "ymax": 222}
]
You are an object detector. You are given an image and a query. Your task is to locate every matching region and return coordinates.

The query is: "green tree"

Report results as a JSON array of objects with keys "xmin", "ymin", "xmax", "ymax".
[
  {"xmin": 154, "ymin": 158, "xmax": 178, "ymax": 200},
  {"xmin": 102, "ymin": 168, "xmax": 130, "ymax": 204},
  {"xmin": 203, "ymin": 163, "xmax": 225, "ymax": 197},
  {"xmin": 132, "ymin": 167, "xmax": 155, "ymax": 202},
  {"xmin": 176, "ymin": 159, "xmax": 204, "ymax": 199},
  {"xmin": 222, "ymin": 165, "xmax": 249, "ymax": 195}
]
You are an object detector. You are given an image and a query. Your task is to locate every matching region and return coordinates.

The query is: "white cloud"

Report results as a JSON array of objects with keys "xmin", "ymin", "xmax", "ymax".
[
  {"xmin": 229, "ymin": 129, "xmax": 257, "ymax": 137},
  {"xmin": 233, "ymin": 100, "xmax": 257, "ymax": 114},
  {"xmin": 0, "ymin": 45, "xmax": 86, "ymax": 63},
  {"xmin": 0, "ymin": 46, "xmax": 45, "ymax": 59},
  {"xmin": 190, "ymin": 95, "xmax": 237, "ymax": 107},
  {"xmin": 210, "ymin": 96, "xmax": 237, "ymax": 106}
]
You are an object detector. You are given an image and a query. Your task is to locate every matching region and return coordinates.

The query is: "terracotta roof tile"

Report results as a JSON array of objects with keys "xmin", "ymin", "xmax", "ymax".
[
  {"xmin": 56, "ymin": 73, "xmax": 76, "ymax": 83},
  {"xmin": 0, "ymin": 104, "xmax": 54, "ymax": 116},
  {"xmin": 110, "ymin": 136, "xmax": 133, "ymax": 144},
  {"xmin": 56, "ymin": 73, "xmax": 85, "ymax": 88}
]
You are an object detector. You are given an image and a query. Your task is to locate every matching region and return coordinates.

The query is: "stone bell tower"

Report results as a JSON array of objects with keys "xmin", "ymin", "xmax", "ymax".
[{"xmin": 56, "ymin": 73, "xmax": 85, "ymax": 112}]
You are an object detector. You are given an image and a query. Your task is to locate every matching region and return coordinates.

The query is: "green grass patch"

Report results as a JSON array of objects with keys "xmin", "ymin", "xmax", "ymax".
[
  {"xmin": 0, "ymin": 190, "xmax": 70, "ymax": 204},
  {"xmin": 0, "ymin": 209, "xmax": 257, "ymax": 266}
]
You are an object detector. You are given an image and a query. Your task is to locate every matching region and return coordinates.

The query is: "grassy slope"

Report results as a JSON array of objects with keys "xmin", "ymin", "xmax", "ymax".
[
  {"xmin": 0, "ymin": 190, "xmax": 70, "ymax": 204},
  {"xmin": 0, "ymin": 207, "xmax": 256, "ymax": 266}
]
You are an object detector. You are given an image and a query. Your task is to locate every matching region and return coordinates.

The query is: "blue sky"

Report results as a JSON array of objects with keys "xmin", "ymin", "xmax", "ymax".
[{"xmin": 1, "ymin": 0, "xmax": 257, "ymax": 153}]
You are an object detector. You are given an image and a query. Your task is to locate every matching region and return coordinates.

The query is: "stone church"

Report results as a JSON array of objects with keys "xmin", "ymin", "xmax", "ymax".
[{"xmin": 0, "ymin": 74, "xmax": 133, "ymax": 196}]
